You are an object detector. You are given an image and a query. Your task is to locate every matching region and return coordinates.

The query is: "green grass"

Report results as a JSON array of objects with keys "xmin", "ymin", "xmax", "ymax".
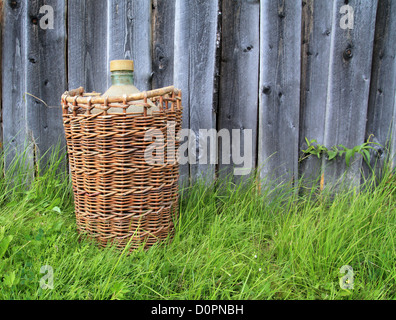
[{"xmin": 0, "ymin": 146, "xmax": 396, "ymax": 300}]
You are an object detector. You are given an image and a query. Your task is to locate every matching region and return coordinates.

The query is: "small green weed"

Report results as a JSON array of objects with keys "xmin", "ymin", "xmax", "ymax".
[{"xmin": 300, "ymin": 136, "xmax": 382, "ymax": 167}]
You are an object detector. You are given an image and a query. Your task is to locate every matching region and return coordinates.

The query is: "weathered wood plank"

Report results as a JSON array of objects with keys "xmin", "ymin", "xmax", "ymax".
[
  {"xmin": 174, "ymin": 0, "xmax": 219, "ymax": 185},
  {"xmin": 152, "ymin": 0, "xmax": 175, "ymax": 89},
  {"xmin": 174, "ymin": 0, "xmax": 190, "ymax": 187},
  {"xmin": 299, "ymin": 0, "xmax": 334, "ymax": 188},
  {"xmin": 68, "ymin": 0, "xmax": 108, "ymax": 93},
  {"xmin": 218, "ymin": 0, "xmax": 260, "ymax": 183},
  {"xmin": 365, "ymin": 0, "xmax": 396, "ymax": 177},
  {"xmin": 186, "ymin": 0, "xmax": 219, "ymax": 184},
  {"xmin": 322, "ymin": 0, "xmax": 378, "ymax": 190},
  {"xmin": 2, "ymin": 0, "xmax": 33, "ymax": 169},
  {"xmin": 258, "ymin": 0, "xmax": 302, "ymax": 186},
  {"xmin": 69, "ymin": 0, "xmax": 152, "ymax": 92},
  {"xmin": 25, "ymin": 0, "xmax": 67, "ymax": 169},
  {"xmin": 108, "ymin": 0, "xmax": 152, "ymax": 91}
]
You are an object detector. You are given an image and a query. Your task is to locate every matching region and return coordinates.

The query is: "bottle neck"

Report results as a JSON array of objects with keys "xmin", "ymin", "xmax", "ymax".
[{"xmin": 111, "ymin": 70, "xmax": 134, "ymax": 86}]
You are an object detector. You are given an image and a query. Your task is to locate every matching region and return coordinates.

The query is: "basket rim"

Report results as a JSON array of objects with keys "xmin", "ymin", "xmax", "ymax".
[{"xmin": 61, "ymin": 85, "xmax": 181, "ymax": 105}]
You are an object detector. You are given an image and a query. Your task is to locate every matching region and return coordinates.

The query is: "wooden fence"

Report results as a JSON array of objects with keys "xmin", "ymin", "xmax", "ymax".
[{"xmin": 1, "ymin": 0, "xmax": 396, "ymax": 189}]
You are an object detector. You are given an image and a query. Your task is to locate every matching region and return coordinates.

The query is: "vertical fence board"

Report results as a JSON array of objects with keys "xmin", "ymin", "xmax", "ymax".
[
  {"xmin": 322, "ymin": 0, "xmax": 378, "ymax": 189},
  {"xmin": 2, "ymin": 0, "xmax": 32, "ymax": 168},
  {"xmin": 152, "ymin": 0, "xmax": 175, "ymax": 89},
  {"xmin": 174, "ymin": 0, "xmax": 190, "ymax": 187},
  {"xmin": 258, "ymin": 0, "xmax": 301, "ymax": 186},
  {"xmin": 188, "ymin": 0, "xmax": 219, "ymax": 183},
  {"xmin": 299, "ymin": 0, "xmax": 334, "ymax": 187},
  {"xmin": 218, "ymin": 0, "xmax": 259, "ymax": 183},
  {"xmin": 26, "ymin": 0, "xmax": 67, "ymax": 168},
  {"xmin": 68, "ymin": 0, "xmax": 108, "ymax": 93},
  {"xmin": 174, "ymin": 0, "xmax": 219, "ymax": 185},
  {"xmin": 108, "ymin": 0, "xmax": 152, "ymax": 91},
  {"xmin": 365, "ymin": 0, "xmax": 396, "ymax": 174}
]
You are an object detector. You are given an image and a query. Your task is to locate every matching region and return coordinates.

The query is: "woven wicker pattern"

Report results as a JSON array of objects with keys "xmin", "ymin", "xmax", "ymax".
[{"xmin": 61, "ymin": 86, "xmax": 182, "ymax": 250}]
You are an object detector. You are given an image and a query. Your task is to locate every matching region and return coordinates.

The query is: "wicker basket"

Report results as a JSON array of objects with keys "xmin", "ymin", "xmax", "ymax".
[{"xmin": 61, "ymin": 86, "xmax": 182, "ymax": 250}]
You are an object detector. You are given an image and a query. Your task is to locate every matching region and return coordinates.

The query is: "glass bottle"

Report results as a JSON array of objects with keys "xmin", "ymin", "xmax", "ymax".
[{"xmin": 101, "ymin": 60, "xmax": 157, "ymax": 113}]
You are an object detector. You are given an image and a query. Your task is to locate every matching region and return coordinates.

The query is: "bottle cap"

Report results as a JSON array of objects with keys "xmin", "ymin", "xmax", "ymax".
[{"xmin": 110, "ymin": 60, "xmax": 134, "ymax": 72}]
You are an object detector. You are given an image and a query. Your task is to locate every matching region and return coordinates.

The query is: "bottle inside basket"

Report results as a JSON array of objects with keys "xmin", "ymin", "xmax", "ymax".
[{"xmin": 101, "ymin": 59, "xmax": 158, "ymax": 114}]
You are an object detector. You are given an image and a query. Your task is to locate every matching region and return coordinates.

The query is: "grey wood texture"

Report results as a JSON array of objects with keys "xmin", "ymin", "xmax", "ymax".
[
  {"xmin": 174, "ymin": 0, "xmax": 219, "ymax": 185},
  {"xmin": 299, "ymin": 0, "xmax": 334, "ymax": 188},
  {"xmin": 69, "ymin": 0, "xmax": 152, "ymax": 92},
  {"xmin": 321, "ymin": 0, "xmax": 378, "ymax": 190},
  {"xmin": 152, "ymin": 0, "xmax": 175, "ymax": 89},
  {"xmin": 365, "ymin": 0, "xmax": 396, "ymax": 176},
  {"xmin": 2, "ymin": 0, "xmax": 33, "ymax": 169},
  {"xmin": 258, "ymin": 0, "xmax": 302, "ymax": 186},
  {"xmin": 108, "ymin": 0, "xmax": 152, "ymax": 91},
  {"xmin": 173, "ymin": 0, "xmax": 190, "ymax": 187},
  {"xmin": 188, "ymin": 0, "xmax": 219, "ymax": 184},
  {"xmin": 218, "ymin": 0, "xmax": 260, "ymax": 183},
  {"xmin": 68, "ymin": 0, "xmax": 109, "ymax": 93},
  {"xmin": 26, "ymin": 0, "xmax": 67, "ymax": 169}
]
